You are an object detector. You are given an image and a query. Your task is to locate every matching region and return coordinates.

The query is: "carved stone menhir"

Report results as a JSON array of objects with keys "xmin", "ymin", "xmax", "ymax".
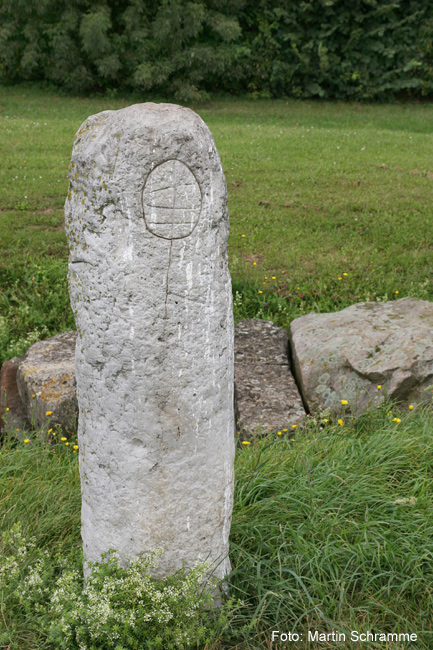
[{"xmin": 65, "ymin": 103, "xmax": 235, "ymax": 582}]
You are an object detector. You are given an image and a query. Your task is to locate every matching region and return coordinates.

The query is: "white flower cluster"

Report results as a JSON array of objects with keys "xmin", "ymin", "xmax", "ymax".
[
  {"xmin": 6, "ymin": 326, "xmax": 50, "ymax": 359},
  {"xmin": 48, "ymin": 550, "xmax": 215, "ymax": 649},
  {"xmin": 233, "ymin": 290, "xmax": 244, "ymax": 313},
  {"xmin": 15, "ymin": 554, "xmax": 48, "ymax": 603},
  {"xmin": 2, "ymin": 523, "xmax": 219, "ymax": 650},
  {"xmin": 0, "ymin": 522, "xmax": 37, "ymax": 587}
]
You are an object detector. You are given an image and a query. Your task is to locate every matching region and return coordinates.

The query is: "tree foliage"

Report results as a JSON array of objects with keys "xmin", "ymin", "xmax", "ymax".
[{"xmin": 0, "ymin": 0, "xmax": 432, "ymax": 100}]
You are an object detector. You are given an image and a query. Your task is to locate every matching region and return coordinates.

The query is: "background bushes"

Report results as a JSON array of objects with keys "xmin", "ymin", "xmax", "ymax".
[{"xmin": 0, "ymin": 0, "xmax": 432, "ymax": 101}]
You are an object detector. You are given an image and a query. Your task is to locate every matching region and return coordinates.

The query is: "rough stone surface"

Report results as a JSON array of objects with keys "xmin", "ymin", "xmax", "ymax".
[
  {"xmin": 290, "ymin": 297, "xmax": 433, "ymax": 416},
  {"xmin": 0, "ymin": 356, "xmax": 28, "ymax": 434},
  {"xmin": 16, "ymin": 331, "xmax": 78, "ymax": 432},
  {"xmin": 234, "ymin": 319, "xmax": 305, "ymax": 435},
  {"xmin": 65, "ymin": 103, "xmax": 235, "ymax": 580}
]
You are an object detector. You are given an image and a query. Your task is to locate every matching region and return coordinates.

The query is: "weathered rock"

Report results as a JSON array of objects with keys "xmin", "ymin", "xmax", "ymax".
[
  {"xmin": 65, "ymin": 103, "xmax": 235, "ymax": 581},
  {"xmin": 234, "ymin": 319, "xmax": 305, "ymax": 435},
  {"xmin": 16, "ymin": 331, "xmax": 78, "ymax": 432},
  {"xmin": 290, "ymin": 297, "xmax": 433, "ymax": 416},
  {"xmin": 0, "ymin": 356, "xmax": 28, "ymax": 435}
]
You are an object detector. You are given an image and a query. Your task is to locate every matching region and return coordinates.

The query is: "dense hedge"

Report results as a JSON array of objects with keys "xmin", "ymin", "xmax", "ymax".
[{"xmin": 1, "ymin": 0, "xmax": 432, "ymax": 100}]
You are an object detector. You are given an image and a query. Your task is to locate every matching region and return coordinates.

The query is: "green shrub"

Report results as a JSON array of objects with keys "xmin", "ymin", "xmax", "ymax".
[
  {"xmin": 1, "ymin": 523, "xmax": 234, "ymax": 650},
  {"xmin": 1, "ymin": 0, "xmax": 432, "ymax": 100}
]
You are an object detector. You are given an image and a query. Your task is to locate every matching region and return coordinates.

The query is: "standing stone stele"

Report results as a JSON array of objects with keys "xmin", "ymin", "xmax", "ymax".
[{"xmin": 65, "ymin": 103, "xmax": 235, "ymax": 582}]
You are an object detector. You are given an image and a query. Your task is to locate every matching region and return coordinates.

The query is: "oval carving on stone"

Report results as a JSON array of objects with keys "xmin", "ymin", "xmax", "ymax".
[{"xmin": 142, "ymin": 160, "xmax": 202, "ymax": 240}]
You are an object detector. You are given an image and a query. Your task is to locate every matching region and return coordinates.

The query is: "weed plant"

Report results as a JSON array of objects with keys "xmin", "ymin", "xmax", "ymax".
[
  {"xmin": 0, "ymin": 432, "xmax": 241, "ymax": 650},
  {"xmin": 1, "ymin": 522, "xmax": 231, "ymax": 650}
]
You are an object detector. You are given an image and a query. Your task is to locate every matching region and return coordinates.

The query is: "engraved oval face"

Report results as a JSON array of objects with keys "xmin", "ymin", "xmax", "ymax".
[{"xmin": 142, "ymin": 160, "xmax": 202, "ymax": 240}]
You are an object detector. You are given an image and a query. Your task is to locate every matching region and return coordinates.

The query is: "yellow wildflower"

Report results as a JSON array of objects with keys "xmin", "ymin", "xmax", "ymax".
[
  {"xmin": 32, "ymin": 394, "xmax": 36, "ymax": 399},
  {"xmin": 341, "ymin": 399, "xmax": 348, "ymax": 405},
  {"xmin": 377, "ymin": 385, "xmax": 381, "ymax": 390},
  {"xmin": 409, "ymin": 404, "xmax": 414, "ymax": 410},
  {"xmin": 292, "ymin": 424, "xmax": 298, "ymax": 429},
  {"xmin": 338, "ymin": 419, "xmax": 343, "ymax": 426},
  {"xmin": 241, "ymin": 234, "xmax": 245, "ymax": 238},
  {"xmin": 65, "ymin": 442, "xmax": 69, "ymax": 446},
  {"xmin": 393, "ymin": 418, "xmax": 401, "ymax": 423},
  {"xmin": 277, "ymin": 431, "xmax": 282, "ymax": 436},
  {"xmin": 24, "ymin": 439, "xmax": 29, "ymax": 444},
  {"xmin": 46, "ymin": 410, "xmax": 52, "ymax": 416},
  {"xmin": 258, "ymin": 290, "xmax": 263, "ymax": 294},
  {"xmin": 73, "ymin": 445, "xmax": 79, "ymax": 450},
  {"xmin": 242, "ymin": 441, "xmax": 250, "ymax": 446},
  {"xmin": 61, "ymin": 437, "xmax": 67, "ymax": 441}
]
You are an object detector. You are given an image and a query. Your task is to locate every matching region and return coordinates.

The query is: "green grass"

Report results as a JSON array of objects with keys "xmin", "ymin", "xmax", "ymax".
[
  {"xmin": 1, "ymin": 403, "xmax": 433, "ymax": 648},
  {"xmin": 1, "ymin": 85, "xmax": 433, "ymax": 362},
  {"xmin": 230, "ymin": 403, "xmax": 433, "ymax": 648},
  {"xmin": 1, "ymin": 85, "xmax": 433, "ymax": 648}
]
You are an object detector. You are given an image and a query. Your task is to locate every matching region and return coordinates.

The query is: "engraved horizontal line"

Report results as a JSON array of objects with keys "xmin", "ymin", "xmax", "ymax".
[
  {"xmin": 148, "ymin": 222, "xmax": 196, "ymax": 225},
  {"xmin": 149, "ymin": 184, "xmax": 197, "ymax": 192},
  {"xmin": 144, "ymin": 205, "xmax": 200, "ymax": 210},
  {"xmin": 148, "ymin": 184, "xmax": 172, "ymax": 192}
]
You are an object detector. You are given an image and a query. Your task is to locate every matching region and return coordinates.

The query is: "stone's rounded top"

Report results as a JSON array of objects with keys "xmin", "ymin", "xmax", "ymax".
[
  {"xmin": 118, "ymin": 102, "xmax": 205, "ymax": 125},
  {"xmin": 142, "ymin": 160, "xmax": 202, "ymax": 240},
  {"xmin": 76, "ymin": 102, "xmax": 207, "ymax": 145},
  {"xmin": 67, "ymin": 100, "xmax": 229, "ymax": 263}
]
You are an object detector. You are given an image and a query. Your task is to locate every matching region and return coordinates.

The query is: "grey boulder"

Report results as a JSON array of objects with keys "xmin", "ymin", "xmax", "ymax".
[{"xmin": 290, "ymin": 297, "xmax": 433, "ymax": 415}]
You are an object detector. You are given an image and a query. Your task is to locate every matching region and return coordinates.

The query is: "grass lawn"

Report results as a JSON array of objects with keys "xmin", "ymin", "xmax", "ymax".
[
  {"xmin": 0, "ymin": 85, "xmax": 433, "ymax": 648},
  {"xmin": 1, "ymin": 85, "xmax": 433, "ymax": 362}
]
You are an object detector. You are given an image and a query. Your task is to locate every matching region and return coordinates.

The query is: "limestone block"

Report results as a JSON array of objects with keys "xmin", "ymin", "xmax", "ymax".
[
  {"xmin": 290, "ymin": 297, "xmax": 433, "ymax": 416},
  {"xmin": 234, "ymin": 319, "xmax": 305, "ymax": 435},
  {"xmin": 16, "ymin": 331, "xmax": 78, "ymax": 432},
  {"xmin": 65, "ymin": 103, "xmax": 235, "ymax": 581}
]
